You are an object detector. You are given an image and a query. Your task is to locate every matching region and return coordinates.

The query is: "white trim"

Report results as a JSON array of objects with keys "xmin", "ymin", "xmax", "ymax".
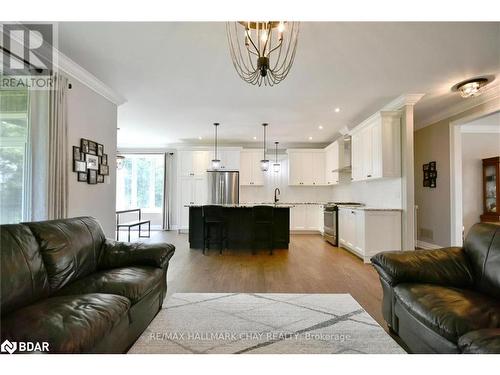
[
  {"xmin": 449, "ymin": 100, "xmax": 500, "ymax": 246},
  {"xmin": 417, "ymin": 83, "xmax": 500, "ymax": 130},
  {"xmin": 416, "ymin": 240, "xmax": 442, "ymax": 250},
  {"xmin": 382, "ymin": 93, "xmax": 426, "ymax": 110},
  {"xmin": 460, "ymin": 124, "xmax": 500, "ymax": 133}
]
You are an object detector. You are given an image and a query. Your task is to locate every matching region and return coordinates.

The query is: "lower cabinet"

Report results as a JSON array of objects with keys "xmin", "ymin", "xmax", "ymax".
[
  {"xmin": 290, "ymin": 204, "xmax": 323, "ymax": 232},
  {"xmin": 179, "ymin": 176, "xmax": 206, "ymax": 231},
  {"xmin": 339, "ymin": 208, "xmax": 401, "ymax": 263}
]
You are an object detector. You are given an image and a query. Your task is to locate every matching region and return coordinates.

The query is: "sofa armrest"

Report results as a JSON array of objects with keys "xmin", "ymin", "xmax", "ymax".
[
  {"xmin": 98, "ymin": 239, "xmax": 175, "ymax": 270},
  {"xmin": 371, "ymin": 247, "xmax": 473, "ymax": 287},
  {"xmin": 459, "ymin": 329, "xmax": 500, "ymax": 354}
]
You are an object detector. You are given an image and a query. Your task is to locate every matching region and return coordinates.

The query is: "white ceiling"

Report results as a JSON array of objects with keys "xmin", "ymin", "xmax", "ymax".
[{"xmin": 58, "ymin": 22, "xmax": 500, "ymax": 148}]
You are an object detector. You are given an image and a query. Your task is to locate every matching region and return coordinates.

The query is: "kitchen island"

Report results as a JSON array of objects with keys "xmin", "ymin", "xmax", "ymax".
[{"xmin": 186, "ymin": 204, "xmax": 291, "ymax": 250}]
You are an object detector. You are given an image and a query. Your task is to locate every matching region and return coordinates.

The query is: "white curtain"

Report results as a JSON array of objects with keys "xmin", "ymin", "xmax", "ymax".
[
  {"xmin": 163, "ymin": 152, "xmax": 175, "ymax": 230},
  {"xmin": 47, "ymin": 73, "xmax": 69, "ymax": 219}
]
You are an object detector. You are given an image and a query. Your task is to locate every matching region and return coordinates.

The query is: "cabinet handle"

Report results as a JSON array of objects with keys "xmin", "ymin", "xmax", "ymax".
[
  {"xmin": 367, "ymin": 174, "xmax": 372, "ymax": 178},
  {"xmin": 313, "ymin": 182, "xmax": 316, "ymax": 185},
  {"xmin": 351, "ymin": 211, "xmax": 355, "ymax": 214}
]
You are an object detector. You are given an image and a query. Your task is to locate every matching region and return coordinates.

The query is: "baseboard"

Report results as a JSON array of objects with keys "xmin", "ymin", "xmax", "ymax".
[
  {"xmin": 416, "ymin": 240, "xmax": 442, "ymax": 250},
  {"xmin": 290, "ymin": 230, "xmax": 322, "ymax": 235}
]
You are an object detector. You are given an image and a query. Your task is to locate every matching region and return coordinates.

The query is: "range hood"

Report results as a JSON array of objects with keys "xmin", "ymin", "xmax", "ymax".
[{"xmin": 332, "ymin": 136, "xmax": 352, "ymax": 173}]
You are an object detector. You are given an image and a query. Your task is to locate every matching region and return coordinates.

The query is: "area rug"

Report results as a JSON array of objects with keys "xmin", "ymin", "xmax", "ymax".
[{"xmin": 128, "ymin": 293, "xmax": 405, "ymax": 354}]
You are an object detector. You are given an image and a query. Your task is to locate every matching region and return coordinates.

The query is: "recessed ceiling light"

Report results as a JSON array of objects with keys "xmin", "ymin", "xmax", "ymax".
[
  {"xmin": 452, "ymin": 76, "xmax": 493, "ymax": 98},
  {"xmin": 253, "ymin": 136, "xmax": 257, "ymax": 140},
  {"xmin": 198, "ymin": 136, "xmax": 202, "ymax": 140},
  {"xmin": 334, "ymin": 107, "xmax": 340, "ymax": 113},
  {"xmin": 318, "ymin": 125, "xmax": 323, "ymax": 130},
  {"xmin": 308, "ymin": 136, "xmax": 313, "ymax": 140}
]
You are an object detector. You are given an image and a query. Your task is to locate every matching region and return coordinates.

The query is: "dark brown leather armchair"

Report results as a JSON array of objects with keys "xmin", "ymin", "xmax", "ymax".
[
  {"xmin": 0, "ymin": 217, "xmax": 175, "ymax": 353},
  {"xmin": 371, "ymin": 223, "xmax": 500, "ymax": 353}
]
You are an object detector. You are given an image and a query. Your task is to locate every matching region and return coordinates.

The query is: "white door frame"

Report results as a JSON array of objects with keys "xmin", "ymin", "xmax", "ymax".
[{"xmin": 449, "ymin": 100, "xmax": 500, "ymax": 246}]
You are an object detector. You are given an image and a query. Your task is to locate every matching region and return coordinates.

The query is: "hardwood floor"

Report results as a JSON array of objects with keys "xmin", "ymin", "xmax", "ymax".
[{"xmin": 141, "ymin": 230, "xmax": 387, "ymax": 329}]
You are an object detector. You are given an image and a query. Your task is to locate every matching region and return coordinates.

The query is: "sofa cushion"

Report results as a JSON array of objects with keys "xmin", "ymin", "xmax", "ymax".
[
  {"xmin": 458, "ymin": 328, "xmax": 500, "ymax": 354},
  {"xmin": 0, "ymin": 224, "xmax": 49, "ymax": 314},
  {"xmin": 54, "ymin": 266, "xmax": 164, "ymax": 304},
  {"xmin": 394, "ymin": 283, "xmax": 500, "ymax": 343},
  {"xmin": 464, "ymin": 223, "xmax": 500, "ymax": 299},
  {"xmin": 24, "ymin": 217, "xmax": 106, "ymax": 292},
  {"xmin": 0, "ymin": 293, "xmax": 130, "ymax": 353}
]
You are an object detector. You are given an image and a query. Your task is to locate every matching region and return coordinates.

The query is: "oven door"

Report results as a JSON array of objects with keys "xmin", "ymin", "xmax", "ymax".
[{"xmin": 323, "ymin": 209, "xmax": 337, "ymax": 246}]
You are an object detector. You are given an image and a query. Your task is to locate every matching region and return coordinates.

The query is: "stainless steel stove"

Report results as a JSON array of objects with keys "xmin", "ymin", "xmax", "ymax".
[{"xmin": 323, "ymin": 202, "xmax": 364, "ymax": 246}]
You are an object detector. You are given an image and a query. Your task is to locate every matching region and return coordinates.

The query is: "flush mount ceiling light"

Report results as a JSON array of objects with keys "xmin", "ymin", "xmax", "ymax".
[
  {"xmin": 211, "ymin": 122, "xmax": 221, "ymax": 170},
  {"xmin": 453, "ymin": 77, "xmax": 492, "ymax": 98},
  {"xmin": 260, "ymin": 123, "xmax": 270, "ymax": 171},
  {"xmin": 226, "ymin": 21, "xmax": 300, "ymax": 87},
  {"xmin": 273, "ymin": 141, "xmax": 280, "ymax": 173}
]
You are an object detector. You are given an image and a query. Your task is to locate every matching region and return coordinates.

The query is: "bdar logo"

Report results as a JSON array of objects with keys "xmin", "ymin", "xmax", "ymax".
[{"xmin": 1, "ymin": 340, "xmax": 17, "ymax": 354}]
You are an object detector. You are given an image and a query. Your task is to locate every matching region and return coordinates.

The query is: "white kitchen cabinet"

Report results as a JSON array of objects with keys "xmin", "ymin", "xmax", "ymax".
[
  {"xmin": 325, "ymin": 141, "xmax": 340, "ymax": 185},
  {"xmin": 287, "ymin": 149, "xmax": 325, "ymax": 186},
  {"xmin": 351, "ymin": 111, "xmax": 401, "ymax": 182},
  {"xmin": 290, "ymin": 204, "xmax": 323, "ymax": 232},
  {"xmin": 178, "ymin": 176, "xmax": 207, "ymax": 231},
  {"xmin": 240, "ymin": 150, "xmax": 264, "ymax": 186},
  {"xmin": 338, "ymin": 207, "xmax": 401, "ymax": 263},
  {"xmin": 209, "ymin": 148, "xmax": 241, "ymax": 170},
  {"xmin": 179, "ymin": 150, "xmax": 210, "ymax": 177}
]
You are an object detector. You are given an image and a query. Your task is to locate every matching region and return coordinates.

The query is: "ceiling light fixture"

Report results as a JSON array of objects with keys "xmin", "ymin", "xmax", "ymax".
[
  {"xmin": 211, "ymin": 122, "xmax": 221, "ymax": 170},
  {"xmin": 318, "ymin": 125, "xmax": 323, "ymax": 130},
  {"xmin": 308, "ymin": 136, "xmax": 313, "ymax": 141},
  {"xmin": 334, "ymin": 108, "xmax": 340, "ymax": 113},
  {"xmin": 453, "ymin": 77, "xmax": 491, "ymax": 98},
  {"xmin": 273, "ymin": 141, "xmax": 280, "ymax": 173},
  {"xmin": 260, "ymin": 123, "xmax": 270, "ymax": 171},
  {"xmin": 226, "ymin": 21, "xmax": 300, "ymax": 87}
]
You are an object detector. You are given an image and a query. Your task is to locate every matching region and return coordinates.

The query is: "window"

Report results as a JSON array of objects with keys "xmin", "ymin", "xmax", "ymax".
[
  {"xmin": 116, "ymin": 154, "xmax": 164, "ymax": 213},
  {"xmin": 0, "ymin": 88, "xmax": 30, "ymax": 224}
]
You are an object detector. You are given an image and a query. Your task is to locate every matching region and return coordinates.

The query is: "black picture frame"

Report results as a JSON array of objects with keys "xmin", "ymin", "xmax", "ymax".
[
  {"xmin": 86, "ymin": 154, "xmax": 99, "ymax": 170},
  {"xmin": 97, "ymin": 143, "xmax": 104, "ymax": 156},
  {"xmin": 97, "ymin": 174, "xmax": 104, "ymax": 183},
  {"xmin": 423, "ymin": 179, "xmax": 430, "ymax": 187},
  {"xmin": 429, "ymin": 161, "xmax": 436, "ymax": 171},
  {"xmin": 73, "ymin": 146, "xmax": 81, "ymax": 161},
  {"xmin": 102, "ymin": 154, "xmax": 108, "ymax": 166},
  {"xmin": 423, "ymin": 163, "xmax": 429, "ymax": 171},
  {"xmin": 423, "ymin": 171, "xmax": 429, "ymax": 180},
  {"xmin": 77, "ymin": 172, "xmax": 88, "ymax": 182},
  {"xmin": 87, "ymin": 169, "xmax": 97, "ymax": 184},
  {"xmin": 81, "ymin": 139, "xmax": 89, "ymax": 153},
  {"xmin": 73, "ymin": 160, "xmax": 86, "ymax": 173},
  {"xmin": 430, "ymin": 179, "xmax": 437, "ymax": 188},
  {"xmin": 429, "ymin": 171, "xmax": 437, "ymax": 178},
  {"xmin": 99, "ymin": 164, "xmax": 109, "ymax": 176}
]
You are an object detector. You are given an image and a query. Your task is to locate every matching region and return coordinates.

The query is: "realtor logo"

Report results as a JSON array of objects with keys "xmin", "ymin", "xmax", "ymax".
[
  {"xmin": 1, "ymin": 23, "xmax": 53, "ymax": 76},
  {"xmin": 1, "ymin": 340, "xmax": 17, "ymax": 354}
]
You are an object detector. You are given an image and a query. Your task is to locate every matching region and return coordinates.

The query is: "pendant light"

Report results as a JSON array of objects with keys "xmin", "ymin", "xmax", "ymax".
[
  {"xmin": 273, "ymin": 141, "xmax": 280, "ymax": 173},
  {"xmin": 260, "ymin": 123, "xmax": 269, "ymax": 171},
  {"xmin": 211, "ymin": 122, "xmax": 221, "ymax": 170}
]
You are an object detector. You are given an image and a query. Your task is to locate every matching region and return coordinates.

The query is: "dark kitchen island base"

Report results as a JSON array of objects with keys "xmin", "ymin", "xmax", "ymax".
[{"xmin": 188, "ymin": 206, "xmax": 290, "ymax": 250}]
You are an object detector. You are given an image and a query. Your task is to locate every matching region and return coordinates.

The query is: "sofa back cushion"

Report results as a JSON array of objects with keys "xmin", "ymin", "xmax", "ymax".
[
  {"xmin": 24, "ymin": 217, "xmax": 106, "ymax": 292},
  {"xmin": 0, "ymin": 224, "xmax": 50, "ymax": 314},
  {"xmin": 464, "ymin": 223, "xmax": 500, "ymax": 299}
]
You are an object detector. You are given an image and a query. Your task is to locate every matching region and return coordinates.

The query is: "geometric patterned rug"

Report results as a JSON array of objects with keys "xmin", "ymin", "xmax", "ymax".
[{"xmin": 128, "ymin": 293, "xmax": 405, "ymax": 354}]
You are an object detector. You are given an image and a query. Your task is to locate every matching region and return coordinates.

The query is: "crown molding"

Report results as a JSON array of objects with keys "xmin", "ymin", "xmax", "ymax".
[
  {"xmin": 416, "ymin": 82, "xmax": 500, "ymax": 130},
  {"xmin": 382, "ymin": 93, "xmax": 426, "ymax": 110},
  {"xmin": 0, "ymin": 22, "xmax": 126, "ymax": 106}
]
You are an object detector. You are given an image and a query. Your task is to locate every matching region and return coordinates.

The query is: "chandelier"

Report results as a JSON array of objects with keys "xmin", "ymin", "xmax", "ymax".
[{"xmin": 226, "ymin": 21, "xmax": 300, "ymax": 86}]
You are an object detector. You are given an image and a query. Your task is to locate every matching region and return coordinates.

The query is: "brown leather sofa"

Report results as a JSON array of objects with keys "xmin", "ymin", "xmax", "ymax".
[
  {"xmin": 371, "ymin": 223, "xmax": 500, "ymax": 353},
  {"xmin": 0, "ymin": 216, "xmax": 175, "ymax": 353}
]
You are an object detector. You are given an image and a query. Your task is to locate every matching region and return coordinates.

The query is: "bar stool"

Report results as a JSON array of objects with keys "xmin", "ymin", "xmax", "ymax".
[
  {"xmin": 252, "ymin": 205, "xmax": 274, "ymax": 255},
  {"xmin": 202, "ymin": 205, "xmax": 226, "ymax": 255}
]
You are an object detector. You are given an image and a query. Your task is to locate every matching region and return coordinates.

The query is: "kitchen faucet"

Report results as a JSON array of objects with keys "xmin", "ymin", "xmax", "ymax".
[{"xmin": 274, "ymin": 188, "xmax": 281, "ymax": 204}]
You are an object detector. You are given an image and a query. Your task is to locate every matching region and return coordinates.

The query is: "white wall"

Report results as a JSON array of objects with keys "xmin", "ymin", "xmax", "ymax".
[
  {"xmin": 331, "ymin": 177, "xmax": 402, "ymax": 207},
  {"xmin": 67, "ymin": 79, "xmax": 118, "ymax": 238},
  {"xmin": 239, "ymin": 157, "xmax": 333, "ymax": 204},
  {"xmin": 461, "ymin": 131, "xmax": 500, "ymax": 235}
]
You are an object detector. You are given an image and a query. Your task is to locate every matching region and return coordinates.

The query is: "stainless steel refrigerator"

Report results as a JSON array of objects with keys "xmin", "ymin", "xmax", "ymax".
[{"xmin": 207, "ymin": 170, "xmax": 239, "ymax": 205}]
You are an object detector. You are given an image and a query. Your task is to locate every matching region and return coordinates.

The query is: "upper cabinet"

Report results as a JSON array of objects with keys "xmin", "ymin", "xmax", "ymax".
[
  {"xmin": 351, "ymin": 111, "xmax": 401, "ymax": 182},
  {"xmin": 240, "ymin": 149, "xmax": 265, "ymax": 186},
  {"xmin": 325, "ymin": 141, "xmax": 340, "ymax": 185},
  {"xmin": 178, "ymin": 150, "xmax": 210, "ymax": 176},
  {"xmin": 209, "ymin": 148, "xmax": 241, "ymax": 170},
  {"xmin": 287, "ymin": 149, "xmax": 325, "ymax": 186}
]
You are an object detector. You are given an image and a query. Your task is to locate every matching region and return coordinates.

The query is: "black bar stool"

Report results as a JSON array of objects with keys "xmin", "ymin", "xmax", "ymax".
[
  {"xmin": 252, "ymin": 205, "xmax": 274, "ymax": 255},
  {"xmin": 202, "ymin": 205, "xmax": 226, "ymax": 255}
]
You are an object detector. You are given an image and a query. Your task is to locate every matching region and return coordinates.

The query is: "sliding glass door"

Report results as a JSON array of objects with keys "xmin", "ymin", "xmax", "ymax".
[
  {"xmin": 116, "ymin": 153, "xmax": 165, "ymax": 229},
  {"xmin": 0, "ymin": 88, "xmax": 31, "ymax": 224}
]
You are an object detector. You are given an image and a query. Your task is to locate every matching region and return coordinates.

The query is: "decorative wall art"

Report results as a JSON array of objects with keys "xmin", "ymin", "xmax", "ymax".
[
  {"xmin": 423, "ymin": 161, "xmax": 437, "ymax": 188},
  {"xmin": 72, "ymin": 138, "xmax": 109, "ymax": 184}
]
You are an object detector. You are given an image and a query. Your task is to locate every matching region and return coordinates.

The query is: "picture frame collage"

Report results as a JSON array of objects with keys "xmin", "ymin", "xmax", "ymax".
[
  {"xmin": 73, "ymin": 138, "xmax": 109, "ymax": 184},
  {"xmin": 423, "ymin": 161, "xmax": 437, "ymax": 188}
]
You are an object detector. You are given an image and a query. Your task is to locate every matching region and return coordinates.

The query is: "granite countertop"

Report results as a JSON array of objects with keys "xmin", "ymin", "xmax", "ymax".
[
  {"xmin": 185, "ymin": 203, "xmax": 296, "ymax": 208},
  {"xmin": 337, "ymin": 205, "xmax": 402, "ymax": 211}
]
